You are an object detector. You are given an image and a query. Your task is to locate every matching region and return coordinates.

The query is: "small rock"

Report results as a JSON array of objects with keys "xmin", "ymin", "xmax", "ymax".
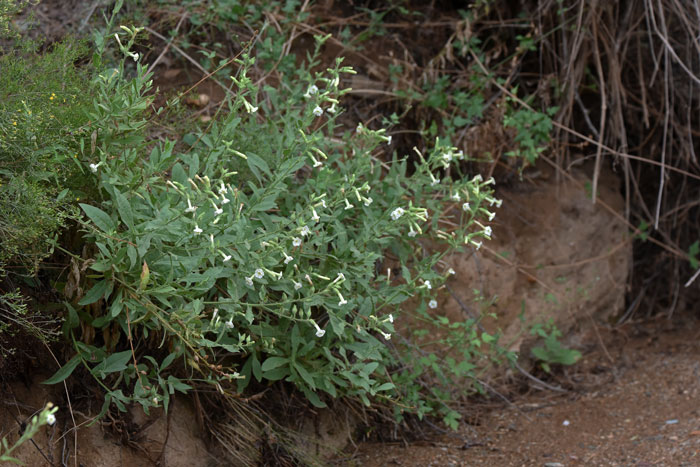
[
  {"xmin": 665, "ymin": 419, "xmax": 679, "ymax": 425},
  {"xmin": 544, "ymin": 463, "xmax": 564, "ymax": 467}
]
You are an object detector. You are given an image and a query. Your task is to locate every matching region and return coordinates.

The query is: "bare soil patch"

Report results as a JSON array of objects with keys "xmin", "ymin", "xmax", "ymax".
[{"xmin": 349, "ymin": 316, "xmax": 700, "ymax": 466}]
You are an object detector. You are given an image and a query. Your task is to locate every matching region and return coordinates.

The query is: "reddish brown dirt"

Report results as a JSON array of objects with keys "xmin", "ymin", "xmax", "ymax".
[{"xmin": 348, "ymin": 316, "xmax": 700, "ymax": 466}]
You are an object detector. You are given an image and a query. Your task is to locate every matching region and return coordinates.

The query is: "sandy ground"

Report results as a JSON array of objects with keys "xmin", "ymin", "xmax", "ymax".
[{"xmin": 348, "ymin": 316, "xmax": 700, "ymax": 466}]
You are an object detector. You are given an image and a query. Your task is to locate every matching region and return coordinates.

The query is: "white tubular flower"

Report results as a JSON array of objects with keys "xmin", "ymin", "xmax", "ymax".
[
  {"xmin": 254, "ymin": 268, "xmax": 264, "ymax": 279},
  {"xmin": 46, "ymin": 413, "xmax": 56, "ymax": 426},
  {"xmin": 312, "ymin": 321, "xmax": 325, "ymax": 338},
  {"xmin": 310, "ymin": 154, "xmax": 323, "ymax": 168},
  {"xmin": 473, "ymin": 174, "xmax": 483, "ymax": 183},
  {"xmin": 305, "ymin": 273, "xmax": 312, "ymax": 284},
  {"xmin": 337, "ymin": 290, "xmax": 348, "ymax": 306},
  {"xmin": 451, "ymin": 192, "xmax": 460, "ymax": 201},
  {"xmin": 327, "ymin": 103, "xmax": 337, "ymax": 114},
  {"xmin": 447, "ymin": 268, "xmax": 456, "ymax": 276},
  {"xmin": 423, "ymin": 280, "xmax": 432, "ymax": 290},
  {"xmin": 494, "ymin": 198, "xmax": 502, "ymax": 208},
  {"xmin": 484, "ymin": 226, "xmax": 492, "ymax": 237},
  {"xmin": 221, "ymin": 196, "xmax": 230, "ymax": 205},
  {"xmin": 462, "ymin": 202, "xmax": 471, "ymax": 212},
  {"xmin": 304, "ymin": 84, "xmax": 318, "ymax": 98},
  {"xmin": 386, "ymin": 135, "xmax": 392, "ymax": 145},
  {"xmin": 284, "ymin": 253, "xmax": 293, "ymax": 264},
  {"xmin": 363, "ymin": 197, "xmax": 373, "ymax": 207},
  {"xmin": 212, "ymin": 308, "xmax": 219, "ymax": 320},
  {"xmin": 292, "ymin": 237, "xmax": 302, "ymax": 247},
  {"xmin": 89, "ymin": 162, "xmax": 102, "ymax": 173},
  {"xmin": 486, "ymin": 177, "xmax": 496, "ymax": 185},
  {"xmin": 222, "ymin": 253, "xmax": 232, "ymax": 262},
  {"xmin": 186, "ymin": 198, "xmax": 197, "ymax": 213},
  {"xmin": 390, "ymin": 207, "xmax": 405, "ymax": 221},
  {"xmin": 245, "ymin": 276, "xmax": 254, "ymax": 287},
  {"xmin": 313, "ymin": 106, "xmax": 323, "ymax": 117},
  {"xmin": 442, "ymin": 153, "xmax": 452, "ymax": 163},
  {"xmin": 388, "ymin": 314, "xmax": 394, "ymax": 323},
  {"xmin": 344, "ymin": 198, "xmax": 354, "ymax": 210},
  {"xmin": 193, "ymin": 225, "xmax": 203, "ymax": 235},
  {"xmin": 243, "ymin": 100, "xmax": 258, "ymax": 113},
  {"xmin": 300, "ymin": 225, "xmax": 311, "ymax": 236},
  {"xmin": 226, "ymin": 319, "xmax": 234, "ymax": 329},
  {"xmin": 381, "ymin": 331, "xmax": 392, "ymax": 340},
  {"xmin": 471, "ymin": 240, "xmax": 482, "ymax": 250},
  {"xmin": 294, "ymin": 281, "xmax": 302, "ymax": 290},
  {"xmin": 456, "ymin": 150, "xmax": 465, "ymax": 160},
  {"xmin": 488, "ymin": 211, "xmax": 496, "ymax": 221},
  {"xmin": 209, "ymin": 234, "xmax": 215, "ymax": 246},
  {"xmin": 218, "ymin": 181, "xmax": 227, "ymax": 195},
  {"xmin": 320, "ymin": 199, "xmax": 327, "ymax": 209},
  {"xmin": 408, "ymin": 226, "xmax": 417, "ymax": 238},
  {"xmin": 311, "ymin": 208, "xmax": 320, "ymax": 222},
  {"xmin": 428, "ymin": 299, "xmax": 438, "ymax": 309},
  {"xmin": 336, "ymin": 272, "xmax": 345, "ymax": 282},
  {"xmin": 430, "ymin": 173, "xmax": 440, "ymax": 186}
]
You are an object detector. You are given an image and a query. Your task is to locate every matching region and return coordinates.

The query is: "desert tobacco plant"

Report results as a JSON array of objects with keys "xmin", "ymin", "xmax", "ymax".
[{"xmin": 45, "ymin": 25, "xmax": 501, "ymax": 427}]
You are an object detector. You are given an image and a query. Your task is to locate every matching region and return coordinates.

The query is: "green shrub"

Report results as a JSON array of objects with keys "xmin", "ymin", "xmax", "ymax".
[
  {"xmin": 45, "ymin": 28, "xmax": 502, "ymax": 427},
  {"xmin": 0, "ymin": 35, "xmax": 94, "ymax": 273}
]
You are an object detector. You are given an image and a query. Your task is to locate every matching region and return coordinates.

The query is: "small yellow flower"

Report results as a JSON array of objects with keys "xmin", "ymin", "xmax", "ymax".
[
  {"xmin": 49, "ymin": 93, "xmax": 55, "ymax": 101},
  {"xmin": 12, "ymin": 121, "xmax": 16, "ymax": 126}
]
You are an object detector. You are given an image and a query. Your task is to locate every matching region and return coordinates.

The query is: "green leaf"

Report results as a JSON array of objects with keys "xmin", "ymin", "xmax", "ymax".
[
  {"xmin": 127, "ymin": 244, "xmax": 138, "ymax": 269},
  {"xmin": 250, "ymin": 193, "xmax": 278, "ymax": 212},
  {"xmin": 246, "ymin": 152, "xmax": 271, "ymax": 181},
  {"xmin": 93, "ymin": 350, "xmax": 132, "ymax": 377},
  {"xmin": 252, "ymin": 354, "xmax": 262, "ymax": 382},
  {"xmin": 375, "ymin": 382, "xmax": 395, "ymax": 392},
  {"xmin": 167, "ymin": 375, "xmax": 193, "ymax": 393},
  {"xmin": 171, "ymin": 162, "xmax": 188, "ymax": 185},
  {"xmin": 261, "ymin": 356, "xmax": 289, "ymax": 371},
  {"xmin": 291, "ymin": 324, "xmax": 302, "ymax": 357},
  {"xmin": 79, "ymin": 203, "xmax": 116, "ymax": 233},
  {"xmin": 302, "ymin": 388, "xmax": 327, "ymax": 408},
  {"xmin": 293, "ymin": 362, "xmax": 316, "ymax": 389},
  {"xmin": 109, "ymin": 290, "xmax": 124, "ymax": 318},
  {"xmin": 43, "ymin": 355, "xmax": 81, "ymax": 385},
  {"xmin": 114, "ymin": 189, "xmax": 134, "ymax": 230},
  {"xmin": 161, "ymin": 352, "xmax": 177, "ymax": 371},
  {"xmin": 78, "ymin": 280, "xmax": 108, "ymax": 306},
  {"xmin": 65, "ymin": 302, "xmax": 79, "ymax": 329},
  {"xmin": 262, "ymin": 366, "xmax": 289, "ymax": 381}
]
